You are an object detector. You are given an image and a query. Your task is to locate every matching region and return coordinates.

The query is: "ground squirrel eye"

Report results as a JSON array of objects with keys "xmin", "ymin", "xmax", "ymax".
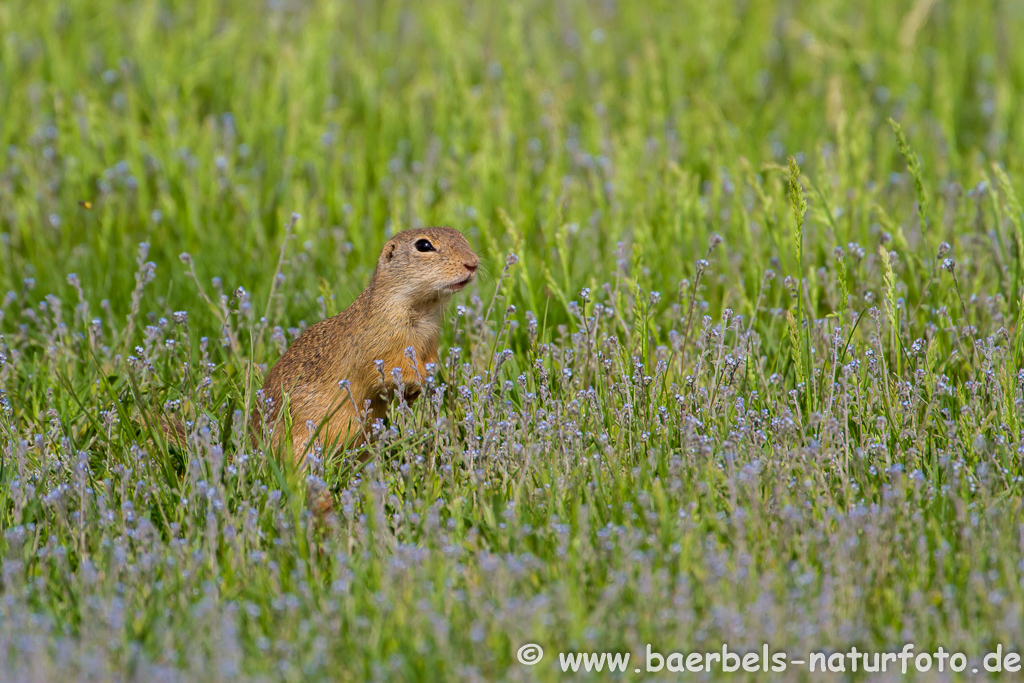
[{"xmin": 414, "ymin": 238, "xmax": 435, "ymax": 252}]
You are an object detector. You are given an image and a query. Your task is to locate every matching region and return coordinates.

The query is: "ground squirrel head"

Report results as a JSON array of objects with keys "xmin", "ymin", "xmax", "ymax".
[{"xmin": 374, "ymin": 227, "xmax": 479, "ymax": 307}]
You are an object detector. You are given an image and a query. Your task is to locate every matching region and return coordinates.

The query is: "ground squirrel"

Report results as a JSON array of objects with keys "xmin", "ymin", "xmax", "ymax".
[{"xmin": 255, "ymin": 227, "xmax": 479, "ymax": 458}]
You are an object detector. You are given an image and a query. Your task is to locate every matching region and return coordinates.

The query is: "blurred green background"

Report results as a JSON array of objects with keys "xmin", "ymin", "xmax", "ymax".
[{"xmin": 3, "ymin": 0, "xmax": 1022, "ymax": 330}]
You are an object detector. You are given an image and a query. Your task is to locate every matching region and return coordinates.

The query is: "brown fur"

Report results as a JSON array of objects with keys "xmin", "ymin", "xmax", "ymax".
[{"xmin": 254, "ymin": 227, "xmax": 479, "ymax": 458}]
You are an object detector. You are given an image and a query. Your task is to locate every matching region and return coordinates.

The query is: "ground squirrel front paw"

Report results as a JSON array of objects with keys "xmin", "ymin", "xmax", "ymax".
[{"xmin": 403, "ymin": 382, "xmax": 422, "ymax": 403}]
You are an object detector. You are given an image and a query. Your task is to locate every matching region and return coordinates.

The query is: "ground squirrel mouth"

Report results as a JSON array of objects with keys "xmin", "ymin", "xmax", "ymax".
[{"xmin": 445, "ymin": 273, "xmax": 475, "ymax": 292}]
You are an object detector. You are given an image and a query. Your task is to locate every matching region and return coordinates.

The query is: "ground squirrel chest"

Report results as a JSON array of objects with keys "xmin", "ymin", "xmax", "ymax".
[{"xmin": 256, "ymin": 227, "xmax": 479, "ymax": 457}]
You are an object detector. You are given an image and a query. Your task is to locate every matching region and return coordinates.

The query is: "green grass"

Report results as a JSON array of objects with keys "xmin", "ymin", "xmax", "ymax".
[{"xmin": 3, "ymin": 0, "xmax": 1024, "ymax": 680}]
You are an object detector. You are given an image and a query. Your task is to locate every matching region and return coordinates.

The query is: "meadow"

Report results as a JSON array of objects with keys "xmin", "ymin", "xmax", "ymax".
[{"xmin": 3, "ymin": 0, "xmax": 1024, "ymax": 680}]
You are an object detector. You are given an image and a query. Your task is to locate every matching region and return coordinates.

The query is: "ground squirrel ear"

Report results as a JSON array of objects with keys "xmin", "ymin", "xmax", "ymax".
[{"xmin": 384, "ymin": 243, "xmax": 396, "ymax": 262}]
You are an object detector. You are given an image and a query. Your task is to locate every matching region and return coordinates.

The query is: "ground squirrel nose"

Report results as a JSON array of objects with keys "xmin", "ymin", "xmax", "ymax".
[{"xmin": 464, "ymin": 260, "xmax": 478, "ymax": 272}]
